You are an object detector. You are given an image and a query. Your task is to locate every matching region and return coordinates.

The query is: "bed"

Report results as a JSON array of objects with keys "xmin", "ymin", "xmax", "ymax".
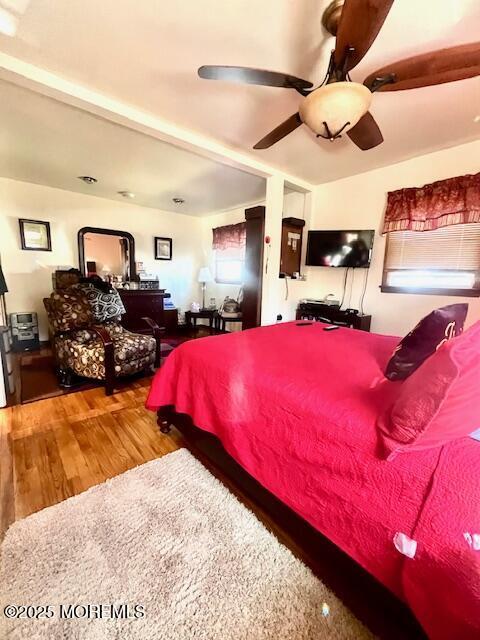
[{"xmin": 146, "ymin": 321, "xmax": 480, "ymax": 639}]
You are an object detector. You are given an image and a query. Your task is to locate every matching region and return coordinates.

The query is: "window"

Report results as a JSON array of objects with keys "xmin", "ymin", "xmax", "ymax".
[
  {"xmin": 212, "ymin": 222, "xmax": 246, "ymax": 285},
  {"xmin": 382, "ymin": 223, "xmax": 480, "ymax": 296},
  {"xmin": 215, "ymin": 246, "xmax": 244, "ymax": 284}
]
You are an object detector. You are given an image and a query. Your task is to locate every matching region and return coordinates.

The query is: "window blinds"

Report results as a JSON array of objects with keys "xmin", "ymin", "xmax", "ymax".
[
  {"xmin": 384, "ymin": 224, "xmax": 480, "ymax": 291},
  {"xmin": 385, "ymin": 224, "xmax": 480, "ymax": 271}
]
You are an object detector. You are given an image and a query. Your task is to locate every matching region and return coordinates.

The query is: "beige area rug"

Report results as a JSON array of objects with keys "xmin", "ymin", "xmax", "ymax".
[{"xmin": 1, "ymin": 449, "xmax": 372, "ymax": 640}]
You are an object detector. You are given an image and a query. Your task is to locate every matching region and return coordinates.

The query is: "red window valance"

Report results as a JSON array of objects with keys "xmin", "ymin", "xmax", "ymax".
[
  {"xmin": 382, "ymin": 172, "xmax": 480, "ymax": 234},
  {"xmin": 212, "ymin": 222, "xmax": 246, "ymax": 250}
]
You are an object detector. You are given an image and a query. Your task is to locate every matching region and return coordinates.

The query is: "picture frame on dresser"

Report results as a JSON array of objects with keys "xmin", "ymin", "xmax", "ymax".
[
  {"xmin": 154, "ymin": 237, "xmax": 172, "ymax": 260},
  {"xmin": 19, "ymin": 219, "xmax": 52, "ymax": 251}
]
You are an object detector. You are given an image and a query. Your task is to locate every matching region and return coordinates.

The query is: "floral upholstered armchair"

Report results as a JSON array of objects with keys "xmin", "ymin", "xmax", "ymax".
[{"xmin": 44, "ymin": 283, "xmax": 162, "ymax": 395}]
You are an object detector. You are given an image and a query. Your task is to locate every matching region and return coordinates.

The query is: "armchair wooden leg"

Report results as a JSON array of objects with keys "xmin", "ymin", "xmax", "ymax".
[
  {"xmin": 58, "ymin": 367, "xmax": 73, "ymax": 388},
  {"xmin": 103, "ymin": 338, "xmax": 115, "ymax": 396},
  {"xmin": 154, "ymin": 344, "xmax": 161, "ymax": 369},
  {"xmin": 90, "ymin": 325, "xmax": 116, "ymax": 397},
  {"xmin": 105, "ymin": 376, "xmax": 115, "ymax": 396},
  {"xmin": 141, "ymin": 317, "xmax": 164, "ymax": 369}
]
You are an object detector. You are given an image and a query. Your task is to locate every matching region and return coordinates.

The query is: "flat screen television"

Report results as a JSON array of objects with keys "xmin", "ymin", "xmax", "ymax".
[{"xmin": 306, "ymin": 230, "xmax": 374, "ymax": 268}]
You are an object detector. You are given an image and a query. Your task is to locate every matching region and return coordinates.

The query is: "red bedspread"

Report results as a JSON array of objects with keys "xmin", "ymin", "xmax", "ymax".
[{"xmin": 147, "ymin": 322, "xmax": 480, "ymax": 639}]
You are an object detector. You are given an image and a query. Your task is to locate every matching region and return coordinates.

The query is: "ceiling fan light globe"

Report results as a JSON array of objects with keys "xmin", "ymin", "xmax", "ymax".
[{"xmin": 299, "ymin": 82, "xmax": 372, "ymax": 137}]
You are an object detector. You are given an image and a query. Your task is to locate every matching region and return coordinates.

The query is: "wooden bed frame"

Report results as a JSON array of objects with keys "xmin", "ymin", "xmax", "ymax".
[{"xmin": 157, "ymin": 407, "xmax": 426, "ymax": 640}]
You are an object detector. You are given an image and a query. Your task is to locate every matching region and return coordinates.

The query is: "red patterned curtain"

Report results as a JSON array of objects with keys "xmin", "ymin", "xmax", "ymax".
[
  {"xmin": 382, "ymin": 172, "xmax": 480, "ymax": 233},
  {"xmin": 212, "ymin": 222, "xmax": 246, "ymax": 250}
]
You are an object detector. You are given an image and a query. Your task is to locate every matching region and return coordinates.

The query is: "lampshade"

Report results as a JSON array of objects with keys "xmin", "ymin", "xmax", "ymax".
[
  {"xmin": 0, "ymin": 265, "xmax": 8, "ymax": 295},
  {"xmin": 299, "ymin": 82, "xmax": 372, "ymax": 138},
  {"xmin": 198, "ymin": 267, "xmax": 213, "ymax": 283}
]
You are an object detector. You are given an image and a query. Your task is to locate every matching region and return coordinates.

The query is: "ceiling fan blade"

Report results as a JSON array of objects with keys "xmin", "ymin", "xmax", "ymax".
[
  {"xmin": 198, "ymin": 66, "xmax": 313, "ymax": 90},
  {"xmin": 347, "ymin": 112, "xmax": 383, "ymax": 150},
  {"xmin": 335, "ymin": 0, "xmax": 394, "ymax": 71},
  {"xmin": 364, "ymin": 42, "xmax": 480, "ymax": 91},
  {"xmin": 253, "ymin": 113, "xmax": 303, "ymax": 150}
]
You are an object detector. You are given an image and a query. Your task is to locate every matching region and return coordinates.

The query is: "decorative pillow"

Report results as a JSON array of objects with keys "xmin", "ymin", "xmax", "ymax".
[
  {"xmin": 75, "ymin": 283, "xmax": 126, "ymax": 323},
  {"xmin": 46, "ymin": 290, "xmax": 93, "ymax": 333},
  {"xmin": 378, "ymin": 320, "xmax": 480, "ymax": 458},
  {"xmin": 385, "ymin": 303, "xmax": 468, "ymax": 381}
]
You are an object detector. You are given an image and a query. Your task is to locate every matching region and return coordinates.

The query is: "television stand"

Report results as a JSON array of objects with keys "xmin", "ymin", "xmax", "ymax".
[{"xmin": 296, "ymin": 303, "xmax": 371, "ymax": 332}]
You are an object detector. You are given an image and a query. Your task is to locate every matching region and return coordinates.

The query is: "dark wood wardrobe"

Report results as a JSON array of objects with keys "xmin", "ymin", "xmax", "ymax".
[{"xmin": 242, "ymin": 206, "xmax": 265, "ymax": 330}]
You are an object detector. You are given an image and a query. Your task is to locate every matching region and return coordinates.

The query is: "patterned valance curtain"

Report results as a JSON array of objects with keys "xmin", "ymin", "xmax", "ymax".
[
  {"xmin": 212, "ymin": 222, "xmax": 246, "ymax": 250},
  {"xmin": 382, "ymin": 172, "xmax": 480, "ymax": 234}
]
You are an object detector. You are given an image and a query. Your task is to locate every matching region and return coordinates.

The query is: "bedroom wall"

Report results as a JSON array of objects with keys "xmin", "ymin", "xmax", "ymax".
[
  {"xmin": 0, "ymin": 177, "xmax": 204, "ymax": 340},
  {"xmin": 195, "ymin": 140, "xmax": 480, "ymax": 336},
  {"xmin": 308, "ymin": 139, "xmax": 480, "ymax": 336}
]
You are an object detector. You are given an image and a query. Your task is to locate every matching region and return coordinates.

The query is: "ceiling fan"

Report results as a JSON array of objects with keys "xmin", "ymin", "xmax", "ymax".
[{"xmin": 198, "ymin": 0, "xmax": 480, "ymax": 151}]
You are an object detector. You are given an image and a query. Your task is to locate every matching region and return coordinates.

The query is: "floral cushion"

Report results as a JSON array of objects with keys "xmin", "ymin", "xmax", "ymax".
[
  {"xmin": 55, "ymin": 329, "xmax": 156, "ymax": 380},
  {"xmin": 72, "ymin": 321, "xmax": 124, "ymax": 344},
  {"xmin": 112, "ymin": 332, "xmax": 156, "ymax": 364},
  {"xmin": 45, "ymin": 290, "xmax": 93, "ymax": 333}
]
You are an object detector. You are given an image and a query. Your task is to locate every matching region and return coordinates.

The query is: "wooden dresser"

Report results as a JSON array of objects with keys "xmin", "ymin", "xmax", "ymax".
[{"xmin": 117, "ymin": 289, "xmax": 177, "ymax": 333}]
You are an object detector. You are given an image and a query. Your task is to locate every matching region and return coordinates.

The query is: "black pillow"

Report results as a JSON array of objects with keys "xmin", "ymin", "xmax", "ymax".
[{"xmin": 385, "ymin": 303, "xmax": 469, "ymax": 381}]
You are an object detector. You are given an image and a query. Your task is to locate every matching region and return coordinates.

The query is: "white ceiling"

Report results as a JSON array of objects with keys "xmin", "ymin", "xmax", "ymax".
[
  {"xmin": 0, "ymin": 0, "xmax": 479, "ymax": 185},
  {"xmin": 0, "ymin": 79, "xmax": 266, "ymax": 215}
]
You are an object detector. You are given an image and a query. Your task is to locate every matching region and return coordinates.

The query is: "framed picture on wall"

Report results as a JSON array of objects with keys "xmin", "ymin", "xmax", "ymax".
[
  {"xmin": 154, "ymin": 237, "xmax": 172, "ymax": 260},
  {"xmin": 19, "ymin": 219, "xmax": 52, "ymax": 251}
]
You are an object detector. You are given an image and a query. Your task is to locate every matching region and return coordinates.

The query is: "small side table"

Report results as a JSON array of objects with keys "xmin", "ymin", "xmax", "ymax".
[
  {"xmin": 216, "ymin": 314, "xmax": 243, "ymax": 332},
  {"xmin": 185, "ymin": 309, "xmax": 217, "ymax": 329}
]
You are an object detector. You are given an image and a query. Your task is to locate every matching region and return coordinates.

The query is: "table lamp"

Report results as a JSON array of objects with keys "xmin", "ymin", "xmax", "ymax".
[{"xmin": 197, "ymin": 267, "xmax": 213, "ymax": 310}]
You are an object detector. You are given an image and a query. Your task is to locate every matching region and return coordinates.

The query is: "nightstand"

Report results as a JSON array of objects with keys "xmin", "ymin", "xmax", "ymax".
[
  {"xmin": 185, "ymin": 309, "xmax": 217, "ymax": 329},
  {"xmin": 215, "ymin": 313, "xmax": 243, "ymax": 332}
]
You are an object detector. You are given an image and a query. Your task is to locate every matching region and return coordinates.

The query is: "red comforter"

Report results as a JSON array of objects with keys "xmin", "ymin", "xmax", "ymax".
[{"xmin": 147, "ymin": 322, "xmax": 480, "ymax": 639}]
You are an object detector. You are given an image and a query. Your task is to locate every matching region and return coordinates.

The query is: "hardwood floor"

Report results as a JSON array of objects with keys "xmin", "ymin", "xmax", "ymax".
[
  {"xmin": 0, "ymin": 378, "xmax": 183, "ymax": 537},
  {"xmin": 0, "ymin": 326, "xmax": 223, "ymax": 535}
]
